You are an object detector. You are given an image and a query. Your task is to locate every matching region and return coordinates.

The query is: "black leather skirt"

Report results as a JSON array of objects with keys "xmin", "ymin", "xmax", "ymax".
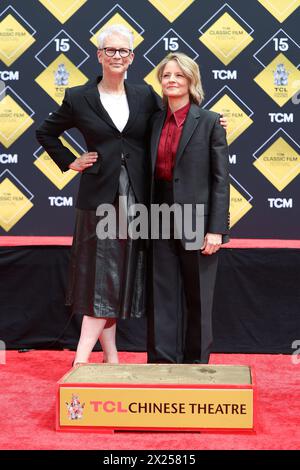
[{"xmin": 65, "ymin": 165, "xmax": 146, "ymax": 319}]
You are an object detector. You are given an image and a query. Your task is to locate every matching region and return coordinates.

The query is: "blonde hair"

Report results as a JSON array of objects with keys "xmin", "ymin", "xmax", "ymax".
[{"xmin": 157, "ymin": 53, "xmax": 204, "ymax": 105}]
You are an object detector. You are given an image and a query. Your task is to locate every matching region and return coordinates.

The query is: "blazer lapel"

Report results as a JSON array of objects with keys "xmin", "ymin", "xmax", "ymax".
[
  {"xmin": 174, "ymin": 104, "xmax": 201, "ymax": 168},
  {"xmin": 151, "ymin": 109, "xmax": 167, "ymax": 173},
  {"xmin": 84, "ymin": 79, "xmax": 116, "ymax": 130},
  {"xmin": 83, "ymin": 79, "xmax": 140, "ymax": 133},
  {"xmin": 122, "ymin": 82, "xmax": 139, "ymax": 133}
]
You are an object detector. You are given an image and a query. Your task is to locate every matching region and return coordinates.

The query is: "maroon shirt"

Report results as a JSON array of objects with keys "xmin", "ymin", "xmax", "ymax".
[{"xmin": 155, "ymin": 102, "xmax": 191, "ymax": 181}]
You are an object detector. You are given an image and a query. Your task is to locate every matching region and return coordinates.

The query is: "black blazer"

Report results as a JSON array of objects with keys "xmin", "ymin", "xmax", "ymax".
[
  {"xmin": 150, "ymin": 103, "xmax": 230, "ymax": 248},
  {"xmin": 36, "ymin": 77, "xmax": 161, "ymax": 209}
]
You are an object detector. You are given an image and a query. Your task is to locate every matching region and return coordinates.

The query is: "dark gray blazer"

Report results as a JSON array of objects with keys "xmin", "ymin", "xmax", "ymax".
[{"xmin": 150, "ymin": 103, "xmax": 230, "ymax": 249}]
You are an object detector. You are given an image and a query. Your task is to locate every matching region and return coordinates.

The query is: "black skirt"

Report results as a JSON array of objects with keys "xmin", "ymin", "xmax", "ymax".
[{"xmin": 65, "ymin": 165, "xmax": 146, "ymax": 319}]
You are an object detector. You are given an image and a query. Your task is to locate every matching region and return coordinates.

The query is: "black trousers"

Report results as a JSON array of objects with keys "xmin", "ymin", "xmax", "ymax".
[{"xmin": 147, "ymin": 180, "xmax": 218, "ymax": 364}]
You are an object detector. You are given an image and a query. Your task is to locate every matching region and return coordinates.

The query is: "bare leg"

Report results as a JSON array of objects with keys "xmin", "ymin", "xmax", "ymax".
[
  {"xmin": 99, "ymin": 318, "xmax": 119, "ymax": 364},
  {"xmin": 73, "ymin": 315, "xmax": 107, "ymax": 364}
]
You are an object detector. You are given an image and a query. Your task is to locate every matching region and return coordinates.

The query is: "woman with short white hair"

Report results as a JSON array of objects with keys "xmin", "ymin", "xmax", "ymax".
[{"xmin": 37, "ymin": 24, "xmax": 161, "ymax": 365}]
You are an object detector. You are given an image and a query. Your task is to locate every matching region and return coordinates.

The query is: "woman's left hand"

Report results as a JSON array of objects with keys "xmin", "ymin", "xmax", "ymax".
[
  {"xmin": 201, "ymin": 233, "xmax": 222, "ymax": 255},
  {"xmin": 219, "ymin": 114, "xmax": 228, "ymax": 130}
]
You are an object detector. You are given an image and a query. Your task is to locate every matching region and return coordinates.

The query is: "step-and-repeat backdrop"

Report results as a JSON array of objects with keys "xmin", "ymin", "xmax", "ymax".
[{"xmin": 0, "ymin": 0, "xmax": 299, "ymax": 237}]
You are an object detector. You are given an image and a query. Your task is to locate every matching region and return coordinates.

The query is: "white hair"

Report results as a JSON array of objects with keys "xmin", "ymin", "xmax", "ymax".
[{"xmin": 97, "ymin": 24, "xmax": 134, "ymax": 50}]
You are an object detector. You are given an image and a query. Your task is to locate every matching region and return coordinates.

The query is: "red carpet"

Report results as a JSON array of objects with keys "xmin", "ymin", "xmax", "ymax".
[
  {"xmin": 1, "ymin": 237, "xmax": 300, "ymax": 248},
  {"xmin": 0, "ymin": 351, "xmax": 299, "ymax": 450}
]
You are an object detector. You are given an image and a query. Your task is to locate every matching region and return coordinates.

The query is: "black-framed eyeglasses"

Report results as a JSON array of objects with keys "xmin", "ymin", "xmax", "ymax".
[{"xmin": 100, "ymin": 47, "xmax": 132, "ymax": 58}]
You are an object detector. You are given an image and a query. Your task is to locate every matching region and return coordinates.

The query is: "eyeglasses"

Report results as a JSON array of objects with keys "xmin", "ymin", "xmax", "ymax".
[{"xmin": 100, "ymin": 47, "xmax": 132, "ymax": 58}]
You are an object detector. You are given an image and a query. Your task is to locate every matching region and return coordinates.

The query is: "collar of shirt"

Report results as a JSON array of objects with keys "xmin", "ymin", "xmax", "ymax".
[{"xmin": 166, "ymin": 102, "xmax": 191, "ymax": 127}]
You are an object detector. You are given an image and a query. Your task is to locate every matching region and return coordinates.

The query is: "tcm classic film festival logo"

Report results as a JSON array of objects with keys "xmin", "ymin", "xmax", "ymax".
[
  {"xmin": 252, "ymin": 25, "xmax": 300, "ymax": 191},
  {"xmin": 0, "ymin": 6, "xmax": 36, "ymax": 230},
  {"xmin": 198, "ymin": 4, "xmax": 255, "ymax": 226}
]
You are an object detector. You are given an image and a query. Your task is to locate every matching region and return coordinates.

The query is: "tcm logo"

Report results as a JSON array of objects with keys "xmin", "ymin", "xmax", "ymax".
[
  {"xmin": 269, "ymin": 113, "xmax": 293, "ymax": 123},
  {"xmin": 212, "ymin": 70, "xmax": 237, "ymax": 80},
  {"xmin": 90, "ymin": 401, "xmax": 128, "ymax": 413},
  {"xmin": 48, "ymin": 196, "xmax": 73, "ymax": 207},
  {"xmin": 268, "ymin": 198, "xmax": 293, "ymax": 208},
  {"xmin": 0, "ymin": 154, "xmax": 18, "ymax": 164},
  {"xmin": 0, "ymin": 71, "xmax": 19, "ymax": 81}
]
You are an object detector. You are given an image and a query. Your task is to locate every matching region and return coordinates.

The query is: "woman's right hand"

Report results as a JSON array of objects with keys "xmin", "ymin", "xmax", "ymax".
[{"xmin": 68, "ymin": 152, "xmax": 98, "ymax": 172}]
